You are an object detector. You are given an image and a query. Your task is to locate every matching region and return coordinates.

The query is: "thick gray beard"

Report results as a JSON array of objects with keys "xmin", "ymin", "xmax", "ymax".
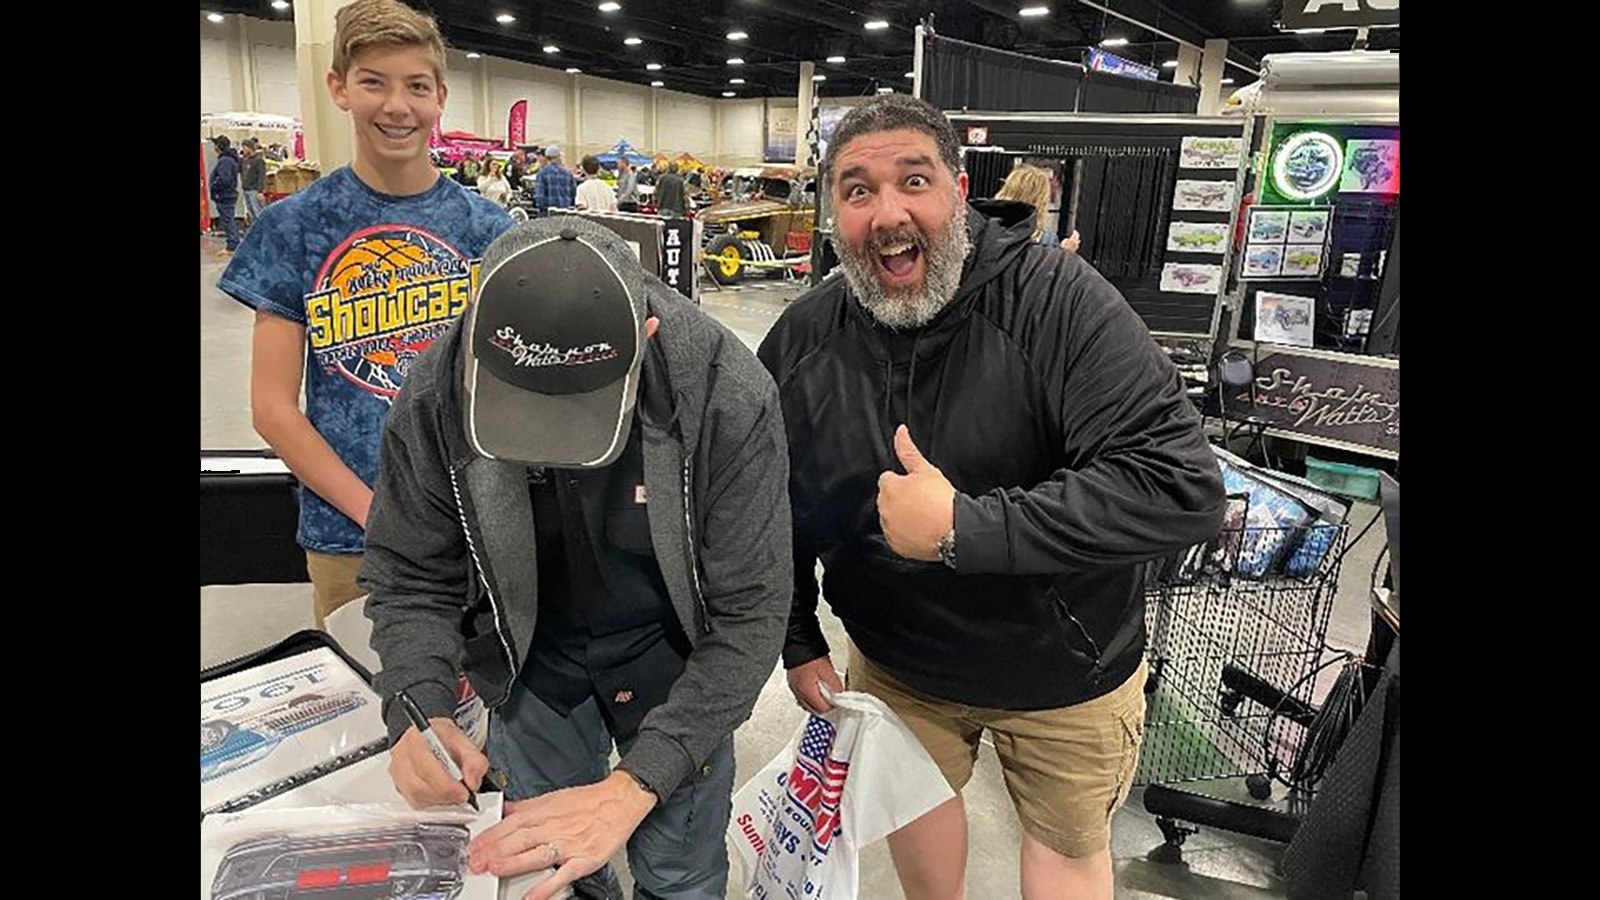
[{"xmin": 839, "ymin": 199, "xmax": 971, "ymax": 331}]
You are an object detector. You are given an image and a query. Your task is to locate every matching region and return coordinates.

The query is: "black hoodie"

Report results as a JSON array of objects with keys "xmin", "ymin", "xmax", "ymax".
[{"xmin": 758, "ymin": 200, "xmax": 1226, "ymax": 710}]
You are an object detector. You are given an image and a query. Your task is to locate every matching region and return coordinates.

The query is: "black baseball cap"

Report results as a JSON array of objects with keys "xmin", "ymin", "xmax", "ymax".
[{"xmin": 463, "ymin": 216, "xmax": 648, "ymax": 467}]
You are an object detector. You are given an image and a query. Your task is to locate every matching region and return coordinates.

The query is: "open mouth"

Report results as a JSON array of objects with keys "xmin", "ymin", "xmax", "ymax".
[
  {"xmin": 875, "ymin": 240, "xmax": 922, "ymax": 279},
  {"xmin": 375, "ymin": 123, "xmax": 418, "ymax": 140}
]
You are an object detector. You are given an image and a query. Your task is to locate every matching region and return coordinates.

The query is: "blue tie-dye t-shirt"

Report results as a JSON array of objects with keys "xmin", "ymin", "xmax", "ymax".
[{"xmin": 219, "ymin": 166, "xmax": 513, "ymax": 554}]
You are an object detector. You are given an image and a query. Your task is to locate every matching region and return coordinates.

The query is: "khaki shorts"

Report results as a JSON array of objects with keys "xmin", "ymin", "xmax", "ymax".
[
  {"xmin": 846, "ymin": 646, "xmax": 1146, "ymax": 859},
  {"xmin": 305, "ymin": 552, "xmax": 367, "ymax": 630}
]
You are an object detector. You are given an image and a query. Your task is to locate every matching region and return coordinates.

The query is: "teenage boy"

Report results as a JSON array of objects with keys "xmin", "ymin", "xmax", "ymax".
[{"xmin": 218, "ymin": 0, "xmax": 513, "ymax": 628}]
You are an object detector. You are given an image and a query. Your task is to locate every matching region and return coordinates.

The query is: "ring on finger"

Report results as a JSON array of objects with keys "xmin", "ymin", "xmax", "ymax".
[{"xmin": 546, "ymin": 841, "xmax": 562, "ymax": 868}]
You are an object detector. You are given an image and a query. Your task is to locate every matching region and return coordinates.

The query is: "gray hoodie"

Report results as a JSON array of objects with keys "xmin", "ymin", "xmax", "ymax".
[{"xmin": 359, "ymin": 282, "xmax": 792, "ymax": 802}]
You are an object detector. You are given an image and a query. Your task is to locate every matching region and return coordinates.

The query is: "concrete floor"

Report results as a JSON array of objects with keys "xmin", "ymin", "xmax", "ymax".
[{"xmin": 201, "ymin": 234, "xmax": 1390, "ymax": 898}]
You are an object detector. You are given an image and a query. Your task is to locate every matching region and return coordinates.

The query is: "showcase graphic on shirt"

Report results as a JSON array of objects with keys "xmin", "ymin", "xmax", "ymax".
[{"xmin": 305, "ymin": 225, "xmax": 482, "ymax": 403}]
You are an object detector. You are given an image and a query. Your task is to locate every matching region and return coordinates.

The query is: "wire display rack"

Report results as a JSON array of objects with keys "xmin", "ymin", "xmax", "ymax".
[{"xmin": 1136, "ymin": 523, "xmax": 1347, "ymax": 791}]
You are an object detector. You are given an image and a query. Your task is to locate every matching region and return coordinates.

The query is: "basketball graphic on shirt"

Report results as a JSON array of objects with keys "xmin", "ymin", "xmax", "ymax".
[{"xmin": 305, "ymin": 225, "xmax": 481, "ymax": 401}]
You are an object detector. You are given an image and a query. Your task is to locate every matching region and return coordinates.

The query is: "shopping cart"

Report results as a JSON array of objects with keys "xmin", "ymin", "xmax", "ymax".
[{"xmin": 1136, "ymin": 521, "xmax": 1355, "ymax": 862}]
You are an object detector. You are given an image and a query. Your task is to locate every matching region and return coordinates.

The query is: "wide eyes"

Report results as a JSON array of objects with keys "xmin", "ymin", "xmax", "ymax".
[{"xmin": 845, "ymin": 174, "xmax": 930, "ymax": 200}]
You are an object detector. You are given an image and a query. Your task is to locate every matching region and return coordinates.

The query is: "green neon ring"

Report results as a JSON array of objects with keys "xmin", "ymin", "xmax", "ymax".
[{"xmin": 1272, "ymin": 131, "xmax": 1343, "ymax": 201}]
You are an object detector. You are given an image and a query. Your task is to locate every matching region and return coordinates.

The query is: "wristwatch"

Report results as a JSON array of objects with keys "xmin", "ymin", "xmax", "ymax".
[{"xmin": 937, "ymin": 528, "xmax": 958, "ymax": 570}]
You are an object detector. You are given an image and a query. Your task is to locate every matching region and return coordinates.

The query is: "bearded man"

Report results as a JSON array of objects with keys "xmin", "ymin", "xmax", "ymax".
[{"xmin": 755, "ymin": 95, "xmax": 1226, "ymax": 900}]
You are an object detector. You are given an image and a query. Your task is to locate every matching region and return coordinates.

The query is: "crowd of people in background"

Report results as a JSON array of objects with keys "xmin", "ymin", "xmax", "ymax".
[
  {"xmin": 211, "ymin": 129, "xmax": 738, "ymax": 235},
  {"xmin": 424, "ymin": 144, "xmax": 727, "ymax": 218},
  {"xmin": 206, "ymin": 133, "xmax": 302, "ymax": 255}
]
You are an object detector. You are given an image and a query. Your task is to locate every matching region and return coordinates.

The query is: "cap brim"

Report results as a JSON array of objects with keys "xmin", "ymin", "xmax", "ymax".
[{"xmin": 465, "ymin": 353, "xmax": 638, "ymax": 468}]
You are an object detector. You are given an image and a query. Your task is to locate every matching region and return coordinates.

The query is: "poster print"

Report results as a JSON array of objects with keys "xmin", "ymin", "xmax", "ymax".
[
  {"xmin": 1172, "ymin": 179, "xmax": 1236, "ymax": 212},
  {"xmin": 1248, "ymin": 208, "xmax": 1289, "ymax": 243},
  {"xmin": 201, "ymin": 648, "xmax": 386, "ymax": 813},
  {"xmin": 1243, "ymin": 244, "xmax": 1284, "ymax": 278},
  {"xmin": 1254, "ymin": 291, "xmax": 1315, "ymax": 348},
  {"xmin": 201, "ymin": 800, "xmax": 502, "ymax": 900},
  {"xmin": 1166, "ymin": 221, "xmax": 1230, "ymax": 254},
  {"xmin": 1288, "ymin": 208, "xmax": 1331, "ymax": 243},
  {"xmin": 1281, "ymin": 243, "xmax": 1326, "ymax": 278},
  {"xmin": 1180, "ymin": 135, "xmax": 1244, "ymax": 169},
  {"xmin": 1160, "ymin": 262, "xmax": 1223, "ymax": 294},
  {"xmin": 1340, "ymin": 139, "xmax": 1400, "ymax": 194}
]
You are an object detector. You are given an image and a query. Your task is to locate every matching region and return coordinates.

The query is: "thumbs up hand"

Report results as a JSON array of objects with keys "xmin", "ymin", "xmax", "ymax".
[{"xmin": 877, "ymin": 425, "xmax": 956, "ymax": 562}]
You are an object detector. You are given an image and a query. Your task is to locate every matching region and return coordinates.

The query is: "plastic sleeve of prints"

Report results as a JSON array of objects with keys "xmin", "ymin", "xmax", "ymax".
[{"xmin": 200, "ymin": 739, "xmax": 389, "ymax": 818}]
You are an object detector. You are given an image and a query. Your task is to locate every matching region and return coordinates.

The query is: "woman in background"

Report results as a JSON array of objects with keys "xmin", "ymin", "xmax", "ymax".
[
  {"xmin": 996, "ymin": 164, "xmax": 1080, "ymax": 252},
  {"xmin": 477, "ymin": 159, "xmax": 512, "ymax": 209}
]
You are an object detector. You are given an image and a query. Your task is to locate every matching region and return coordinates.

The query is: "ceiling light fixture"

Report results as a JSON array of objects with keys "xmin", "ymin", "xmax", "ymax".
[
  {"xmin": 651, "ymin": 80, "xmax": 664, "ymax": 87},
  {"xmin": 543, "ymin": 45, "xmax": 559, "ymax": 54},
  {"xmin": 727, "ymin": 57, "xmax": 744, "ymax": 65},
  {"xmin": 727, "ymin": 30, "xmax": 748, "ymax": 40},
  {"xmin": 1019, "ymin": 5, "xmax": 1049, "ymax": 16},
  {"xmin": 207, "ymin": 12, "xmax": 224, "ymax": 23},
  {"xmin": 864, "ymin": 20, "xmax": 889, "ymax": 30},
  {"xmin": 271, "ymin": 0, "xmax": 289, "ymax": 10},
  {"xmin": 1100, "ymin": 37, "xmax": 1129, "ymax": 47},
  {"xmin": 646, "ymin": 62, "xmax": 663, "ymax": 70},
  {"xmin": 723, "ymin": 91, "xmax": 737, "ymax": 97},
  {"xmin": 566, "ymin": 67, "xmax": 581, "ymax": 74},
  {"xmin": 904, "ymin": 71, "xmax": 915, "ymax": 78},
  {"xmin": 495, "ymin": 13, "xmax": 515, "ymax": 25},
  {"xmin": 826, "ymin": 55, "xmax": 846, "ymax": 63},
  {"xmin": 877, "ymin": 86, "xmax": 894, "ymax": 93},
  {"xmin": 1162, "ymin": 60, "xmax": 1178, "ymax": 67},
  {"xmin": 812, "ymin": 74, "xmax": 826, "ymax": 81},
  {"xmin": 624, "ymin": 36, "xmax": 642, "ymax": 46},
  {"xmin": 466, "ymin": 52, "xmax": 481, "ymax": 59},
  {"xmin": 598, "ymin": 2, "xmax": 621, "ymax": 11},
  {"xmin": 1221, "ymin": 77, "xmax": 1236, "ymax": 84},
  {"xmin": 729, "ymin": 78, "xmax": 745, "ymax": 84}
]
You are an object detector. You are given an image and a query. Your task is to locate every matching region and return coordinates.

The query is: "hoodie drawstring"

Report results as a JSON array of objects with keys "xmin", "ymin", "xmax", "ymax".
[{"xmin": 906, "ymin": 332, "xmax": 922, "ymax": 453}]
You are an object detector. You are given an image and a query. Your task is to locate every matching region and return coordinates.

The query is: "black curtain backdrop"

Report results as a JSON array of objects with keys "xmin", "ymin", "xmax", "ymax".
[
  {"xmin": 1080, "ymin": 70, "xmax": 1200, "ymax": 114},
  {"xmin": 923, "ymin": 34, "xmax": 1084, "ymax": 111},
  {"xmin": 964, "ymin": 150, "xmax": 1015, "ymax": 204},
  {"xmin": 1075, "ymin": 149, "xmax": 1178, "ymax": 279},
  {"xmin": 923, "ymin": 33, "xmax": 1198, "ymax": 114}
]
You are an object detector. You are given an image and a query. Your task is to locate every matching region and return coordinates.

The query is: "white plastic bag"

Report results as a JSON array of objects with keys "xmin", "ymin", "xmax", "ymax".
[{"xmin": 728, "ymin": 689, "xmax": 955, "ymax": 900}]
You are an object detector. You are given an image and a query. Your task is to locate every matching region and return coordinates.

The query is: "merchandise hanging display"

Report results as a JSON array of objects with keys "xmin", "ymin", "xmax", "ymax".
[
  {"xmin": 1204, "ymin": 50, "xmax": 1400, "ymax": 461},
  {"xmin": 1242, "ymin": 119, "xmax": 1399, "ymax": 355},
  {"xmin": 950, "ymin": 113, "xmax": 1249, "ymax": 339}
]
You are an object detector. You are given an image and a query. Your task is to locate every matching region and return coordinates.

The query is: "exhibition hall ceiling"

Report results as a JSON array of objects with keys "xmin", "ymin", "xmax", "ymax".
[{"xmin": 203, "ymin": 1, "xmax": 1399, "ymax": 100}]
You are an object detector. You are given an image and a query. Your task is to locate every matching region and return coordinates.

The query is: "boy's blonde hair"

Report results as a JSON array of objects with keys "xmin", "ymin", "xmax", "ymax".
[
  {"xmin": 996, "ymin": 164, "xmax": 1054, "ymax": 242},
  {"xmin": 332, "ymin": 0, "xmax": 448, "ymax": 80}
]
